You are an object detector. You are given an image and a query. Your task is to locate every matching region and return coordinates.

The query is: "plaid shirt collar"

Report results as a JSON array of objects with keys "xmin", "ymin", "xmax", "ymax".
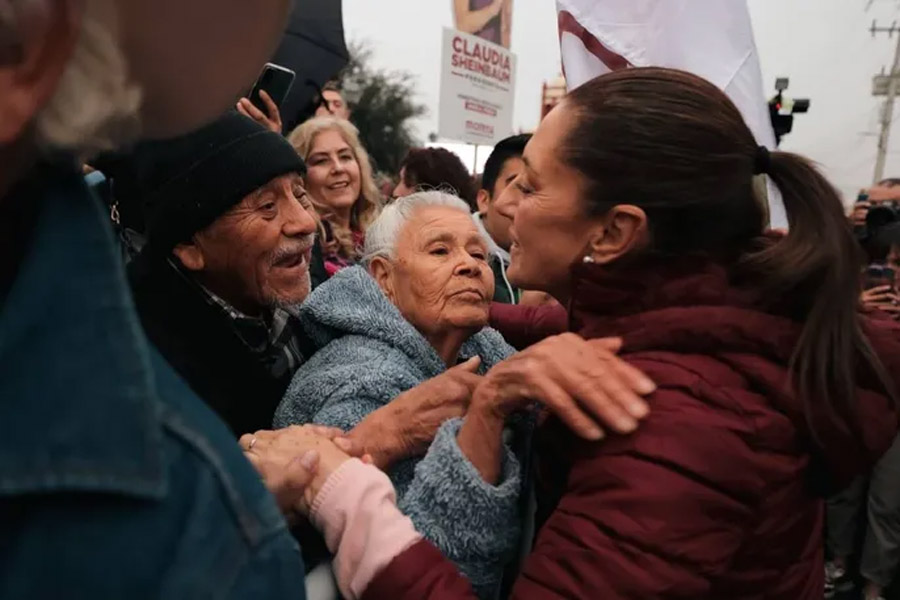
[{"xmin": 170, "ymin": 260, "xmax": 306, "ymax": 379}]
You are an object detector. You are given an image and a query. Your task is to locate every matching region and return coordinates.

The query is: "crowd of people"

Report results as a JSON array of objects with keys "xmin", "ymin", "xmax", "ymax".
[{"xmin": 3, "ymin": 2, "xmax": 900, "ymax": 600}]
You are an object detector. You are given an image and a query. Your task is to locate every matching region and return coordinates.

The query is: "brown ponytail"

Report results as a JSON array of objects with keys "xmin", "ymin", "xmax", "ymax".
[
  {"xmin": 742, "ymin": 151, "xmax": 897, "ymax": 438},
  {"xmin": 562, "ymin": 67, "xmax": 898, "ymax": 444}
]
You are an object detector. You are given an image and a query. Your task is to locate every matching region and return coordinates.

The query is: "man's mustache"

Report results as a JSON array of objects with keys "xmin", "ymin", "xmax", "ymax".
[{"xmin": 269, "ymin": 234, "xmax": 316, "ymax": 266}]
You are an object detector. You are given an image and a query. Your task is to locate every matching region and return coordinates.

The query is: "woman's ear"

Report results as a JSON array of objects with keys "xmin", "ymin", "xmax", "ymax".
[
  {"xmin": 368, "ymin": 256, "xmax": 396, "ymax": 301},
  {"xmin": 588, "ymin": 205, "xmax": 648, "ymax": 264},
  {"xmin": 172, "ymin": 241, "xmax": 206, "ymax": 272}
]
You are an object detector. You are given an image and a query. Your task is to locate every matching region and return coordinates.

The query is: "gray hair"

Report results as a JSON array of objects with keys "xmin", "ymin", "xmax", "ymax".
[
  {"xmin": 363, "ymin": 190, "xmax": 475, "ymax": 264},
  {"xmin": 3, "ymin": 0, "xmax": 142, "ymax": 155}
]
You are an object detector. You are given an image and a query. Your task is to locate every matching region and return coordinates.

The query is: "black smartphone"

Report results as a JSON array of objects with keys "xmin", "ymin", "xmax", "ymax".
[
  {"xmin": 865, "ymin": 265, "xmax": 896, "ymax": 290},
  {"xmin": 248, "ymin": 63, "xmax": 296, "ymax": 113}
]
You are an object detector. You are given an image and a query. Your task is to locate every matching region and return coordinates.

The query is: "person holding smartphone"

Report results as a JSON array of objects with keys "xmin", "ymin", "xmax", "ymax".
[{"xmin": 861, "ymin": 222, "xmax": 900, "ymax": 320}]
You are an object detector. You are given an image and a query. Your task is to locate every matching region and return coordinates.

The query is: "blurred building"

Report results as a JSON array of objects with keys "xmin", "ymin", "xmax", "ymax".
[{"xmin": 541, "ymin": 75, "xmax": 567, "ymax": 120}]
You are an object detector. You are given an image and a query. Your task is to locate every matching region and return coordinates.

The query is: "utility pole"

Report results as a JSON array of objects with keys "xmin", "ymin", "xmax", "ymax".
[{"xmin": 871, "ymin": 21, "xmax": 900, "ymax": 183}]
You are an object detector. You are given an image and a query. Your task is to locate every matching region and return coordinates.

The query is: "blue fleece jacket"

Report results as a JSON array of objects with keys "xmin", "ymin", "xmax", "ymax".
[{"xmin": 274, "ymin": 267, "xmax": 522, "ymax": 597}]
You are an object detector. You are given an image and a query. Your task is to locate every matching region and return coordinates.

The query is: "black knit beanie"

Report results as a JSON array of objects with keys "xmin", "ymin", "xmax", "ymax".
[{"xmin": 137, "ymin": 111, "xmax": 305, "ymax": 255}]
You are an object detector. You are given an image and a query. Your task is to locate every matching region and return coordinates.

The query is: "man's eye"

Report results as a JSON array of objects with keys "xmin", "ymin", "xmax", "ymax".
[
  {"xmin": 515, "ymin": 182, "xmax": 533, "ymax": 195},
  {"xmin": 261, "ymin": 202, "xmax": 277, "ymax": 212}
]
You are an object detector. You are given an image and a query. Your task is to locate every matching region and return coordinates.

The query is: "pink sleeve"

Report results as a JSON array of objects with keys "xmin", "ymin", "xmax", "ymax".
[{"xmin": 310, "ymin": 458, "xmax": 423, "ymax": 600}]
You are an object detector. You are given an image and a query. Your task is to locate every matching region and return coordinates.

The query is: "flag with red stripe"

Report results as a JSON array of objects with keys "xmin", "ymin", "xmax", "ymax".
[{"xmin": 556, "ymin": 0, "xmax": 785, "ymax": 226}]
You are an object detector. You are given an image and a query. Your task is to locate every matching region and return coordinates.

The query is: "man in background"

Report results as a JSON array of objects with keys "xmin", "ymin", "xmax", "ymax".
[
  {"xmin": 393, "ymin": 146, "xmax": 477, "ymax": 209},
  {"xmin": 474, "ymin": 134, "xmax": 530, "ymax": 304},
  {"xmin": 314, "ymin": 81, "xmax": 351, "ymax": 120}
]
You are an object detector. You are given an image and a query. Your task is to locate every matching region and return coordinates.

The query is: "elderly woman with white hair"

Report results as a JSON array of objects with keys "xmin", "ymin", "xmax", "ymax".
[{"xmin": 275, "ymin": 190, "xmax": 524, "ymax": 598}]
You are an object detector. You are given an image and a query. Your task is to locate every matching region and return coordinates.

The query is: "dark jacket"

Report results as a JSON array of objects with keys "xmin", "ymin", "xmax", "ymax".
[
  {"xmin": 0, "ymin": 165, "xmax": 305, "ymax": 599},
  {"xmin": 128, "ymin": 253, "xmax": 314, "ymax": 437},
  {"xmin": 362, "ymin": 258, "xmax": 900, "ymax": 600}
]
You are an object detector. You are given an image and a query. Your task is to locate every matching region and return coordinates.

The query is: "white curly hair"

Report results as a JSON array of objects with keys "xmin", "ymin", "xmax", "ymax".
[{"xmin": 2, "ymin": 0, "xmax": 142, "ymax": 155}]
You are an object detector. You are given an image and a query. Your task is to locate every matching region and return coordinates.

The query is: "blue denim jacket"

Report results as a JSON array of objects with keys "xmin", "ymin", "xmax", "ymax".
[{"xmin": 0, "ymin": 165, "xmax": 306, "ymax": 599}]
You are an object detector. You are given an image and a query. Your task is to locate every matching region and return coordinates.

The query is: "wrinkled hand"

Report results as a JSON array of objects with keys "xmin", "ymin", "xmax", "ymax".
[
  {"xmin": 240, "ymin": 425, "xmax": 368, "ymax": 519},
  {"xmin": 862, "ymin": 285, "xmax": 900, "ymax": 318},
  {"xmin": 237, "ymin": 90, "xmax": 282, "ymax": 134},
  {"xmin": 349, "ymin": 356, "xmax": 483, "ymax": 469},
  {"xmin": 472, "ymin": 334, "xmax": 655, "ymax": 440}
]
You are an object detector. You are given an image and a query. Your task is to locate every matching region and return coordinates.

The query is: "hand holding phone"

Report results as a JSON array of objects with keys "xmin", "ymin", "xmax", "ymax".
[
  {"xmin": 237, "ymin": 63, "xmax": 296, "ymax": 133},
  {"xmin": 237, "ymin": 90, "xmax": 282, "ymax": 134}
]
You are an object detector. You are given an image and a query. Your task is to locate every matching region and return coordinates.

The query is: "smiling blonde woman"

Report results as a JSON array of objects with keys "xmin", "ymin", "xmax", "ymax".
[{"xmin": 289, "ymin": 117, "xmax": 381, "ymax": 275}]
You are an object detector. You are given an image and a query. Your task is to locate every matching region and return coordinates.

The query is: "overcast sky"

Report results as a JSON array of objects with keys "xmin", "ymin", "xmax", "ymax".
[{"xmin": 344, "ymin": 0, "xmax": 900, "ymax": 200}]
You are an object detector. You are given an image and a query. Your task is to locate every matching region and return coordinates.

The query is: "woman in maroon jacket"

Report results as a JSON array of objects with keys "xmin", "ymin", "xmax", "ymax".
[{"xmin": 248, "ymin": 68, "xmax": 900, "ymax": 599}]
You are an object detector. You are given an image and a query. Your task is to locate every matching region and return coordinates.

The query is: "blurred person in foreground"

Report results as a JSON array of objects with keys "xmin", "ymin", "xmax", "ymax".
[
  {"xmin": 126, "ymin": 111, "xmax": 319, "ymax": 436},
  {"xmin": 0, "ymin": 0, "xmax": 322, "ymax": 597},
  {"xmin": 289, "ymin": 117, "xmax": 381, "ymax": 276},
  {"xmin": 393, "ymin": 147, "xmax": 477, "ymax": 211},
  {"xmin": 275, "ymin": 192, "xmax": 528, "ymax": 597},
  {"xmin": 246, "ymin": 68, "xmax": 900, "ymax": 600}
]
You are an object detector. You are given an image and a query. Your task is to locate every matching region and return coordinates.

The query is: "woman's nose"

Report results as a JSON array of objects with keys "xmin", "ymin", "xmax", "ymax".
[
  {"xmin": 494, "ymin": 184, "xmax": 520, "ymax": 221},
  {"xmin": 455, "ymin": 253, "xmax": 482, "ymax": 277},
  {"xmin": 331, "ymin": 157, "xmax": 346, "ymax": 174}
]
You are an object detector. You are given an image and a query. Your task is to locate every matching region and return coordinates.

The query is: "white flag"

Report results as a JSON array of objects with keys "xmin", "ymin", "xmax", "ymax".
[{"xmin": 557, "ymin": 0, "xmax": 785, "ymax": 228}]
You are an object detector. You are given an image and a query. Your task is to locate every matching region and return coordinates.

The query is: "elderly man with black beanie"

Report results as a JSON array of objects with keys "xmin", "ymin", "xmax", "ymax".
[{"xmin": 128, "ymin": 111, "xmax": 319, "ymax": 436}]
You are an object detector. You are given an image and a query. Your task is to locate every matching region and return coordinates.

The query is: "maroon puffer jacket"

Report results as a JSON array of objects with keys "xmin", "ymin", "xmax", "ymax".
[{"xmin": 364, "ymin": 259, "xmax": 900, "ymax": 600}]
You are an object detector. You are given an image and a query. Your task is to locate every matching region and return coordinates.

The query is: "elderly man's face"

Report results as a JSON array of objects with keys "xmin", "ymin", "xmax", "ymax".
[
  {"xmin": 372, "ymin": 206, "xmax": 494, "ymax": 338},
  {"xmin": 174, "ymin": 173, "xmax": 317, "ymax": 315}
]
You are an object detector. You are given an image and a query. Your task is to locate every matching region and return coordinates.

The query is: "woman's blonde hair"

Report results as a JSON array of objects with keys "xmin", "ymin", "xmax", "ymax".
[{"xmin": 289, "ymin": 117, "xmax": 381, "ymax": 260}]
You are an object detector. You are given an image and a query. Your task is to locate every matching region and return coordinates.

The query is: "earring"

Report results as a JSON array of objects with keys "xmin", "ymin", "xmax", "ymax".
[{"xmin": 582, "ymin": 256, "xmax": 596, "ymax": 264}]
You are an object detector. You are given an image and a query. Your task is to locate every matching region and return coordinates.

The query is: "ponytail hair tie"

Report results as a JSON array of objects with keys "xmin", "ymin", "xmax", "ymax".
[{"xmin": 753, "ymin": 145, "xmax": 772, "ymax": 175}]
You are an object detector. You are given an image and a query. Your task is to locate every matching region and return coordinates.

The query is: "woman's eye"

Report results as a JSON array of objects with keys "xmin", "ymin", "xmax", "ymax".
[
  {"xmin": 515, "ymin": 182, "xmax": 533, "ymax": 195},
  {"xmin": 472, "ymin": 252, "xmax": 487, "ymax": 261},
  {"xmin": 260, "ymin": 202, "xmax": 277, "ymax": 212},
  {"xmin": 430, "ymin": 247, "xmax": 449, "ymax": 256}
]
